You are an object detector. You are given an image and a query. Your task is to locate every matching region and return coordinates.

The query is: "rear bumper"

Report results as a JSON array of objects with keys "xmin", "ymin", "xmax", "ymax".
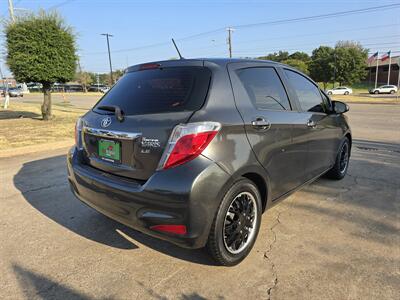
[{"xmin": 67, "ymin": 147, "xmax": 231, "ymax": 249}]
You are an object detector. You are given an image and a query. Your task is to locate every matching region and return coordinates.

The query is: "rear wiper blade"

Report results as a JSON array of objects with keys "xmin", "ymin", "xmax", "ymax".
[{"xmin": 97, "ymin": 105, "xmax": 124, "ymax": 122}]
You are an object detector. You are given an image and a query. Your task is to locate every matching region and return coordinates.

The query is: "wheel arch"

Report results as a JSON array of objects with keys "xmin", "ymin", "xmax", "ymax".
[
  {"xmin": 345, "ymin": 131, "xmax": 352, "ymax": 151},
  {"xmin": 242, "ymin": 172, "xmax": 268, "ymax": 212}
]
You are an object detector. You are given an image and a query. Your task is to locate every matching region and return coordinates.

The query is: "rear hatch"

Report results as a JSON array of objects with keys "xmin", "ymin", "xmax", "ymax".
[{"xmin": 81, "ymin": 65, "xmax": 211, "ymax": 181}]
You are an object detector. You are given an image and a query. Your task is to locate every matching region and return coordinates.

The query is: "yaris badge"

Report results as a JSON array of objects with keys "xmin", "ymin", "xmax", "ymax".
[{"xmin": 101, "ymin": 117, "xmax": 112, "ymax": 128}]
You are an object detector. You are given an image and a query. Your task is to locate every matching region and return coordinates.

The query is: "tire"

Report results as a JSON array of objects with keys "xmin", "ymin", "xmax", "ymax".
[
  {"xmin": 344, "ymin": 91, "xmax": 349, "ymax": 95},
  {"xmin": 374, "ymin": 90, "xmax": 379, "ymax": 94},
  {"xmin": 207, "ymin": 178, "xmax": 262, "ymax": 266},
  {"xmin": 326, "ymin": 137, "xmax": 350, "ymax": 180},
  {"xmin": 327, "ymin": 92, "xmax": 332, "ymax": 95},
  {"xmin": 390, "ymin": 90, "xmax": 395, "ymax": 94}
]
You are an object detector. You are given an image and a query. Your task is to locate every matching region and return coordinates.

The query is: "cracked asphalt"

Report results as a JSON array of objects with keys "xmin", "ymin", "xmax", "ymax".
[{"xmin": 1, "ymin": 103, "xmax": 399, "ymax": 299}]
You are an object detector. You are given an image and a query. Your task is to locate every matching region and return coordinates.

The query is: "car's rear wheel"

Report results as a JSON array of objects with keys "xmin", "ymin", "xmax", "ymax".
[
  {"xmin": 207, "ymin": 178, "xmax": 262, "ymax": 266},
  {"xmin": 390, "ymin": 90, "xmax": 395, "ymax": 94},
  {"xmin": 327, "ymin": 91, "xmax": 332, "ymax": 95},
  {"xmin": 326, "ymin": 137, "xmax": 350, "ymax": 180},
  {"xmin": 344, "ymin": 91, "xmax": 349, "ymax": 95}
]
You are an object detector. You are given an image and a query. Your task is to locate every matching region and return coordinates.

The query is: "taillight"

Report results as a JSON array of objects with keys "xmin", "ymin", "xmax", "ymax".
[
  {"xmin": 150, "ymin": 224, "xmax": 187, "ymax": 235},
  {"xmin": 139, "ymin": 63, "xmax": 161, "ymax": 70},
  {"xmin": 75, "ymin": 117, "xmax": 83, "ymax": 149},
  {"xmin": 158, "ymin": 122, "xmax": 221, "ymax": 170}
]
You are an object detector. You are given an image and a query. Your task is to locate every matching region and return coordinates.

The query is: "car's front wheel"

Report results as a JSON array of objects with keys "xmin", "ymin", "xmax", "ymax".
[
  {"xmin": 374, "ymin": 90, "xmax": 379, "ymax": 94},
  {"xmin": 207, "ymin": 178, "xmax": 262, "ymax": 266},
  {"xmin": 326, "ymin": 137, "xmax": 350, "ymax": 180}
]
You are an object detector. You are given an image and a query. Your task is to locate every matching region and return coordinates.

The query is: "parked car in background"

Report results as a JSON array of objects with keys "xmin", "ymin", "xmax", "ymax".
[
  {"xmin": 369, "ymin": 85, "xmax": 398, "ymax": 94},
  {"xmin": 8, "ymin": 87, "xmax": 24, "ymax": 97},
  {"xmin": 27, "ymin": 82, "xmax": 42, "ymax": 92},
  {"xmin": 100, "ymin": 86, "xmax": 110, "ymax": 93},
  {"xmin": 52, "ymin": 84, "xmax": 84, "ymax": 93},
  {"xmin": 88, "ymin": 84, "xmax": 109, "ymax": 92},
  {"xmin": 326, "ymin": 86, "xmax": 352, "ymax": 95},
  {"xmin": 65, "ymin": 84, "xmax": 84, "ymax": 92},
  {"xmin": 68, "ymin": 58, "xmax": 352, "ymax": 266}
]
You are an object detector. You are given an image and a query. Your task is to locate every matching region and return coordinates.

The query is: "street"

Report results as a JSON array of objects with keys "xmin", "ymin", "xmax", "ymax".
[{"xmin": 1, "ymin": 103, "xmax": 399, "ymax": 299}]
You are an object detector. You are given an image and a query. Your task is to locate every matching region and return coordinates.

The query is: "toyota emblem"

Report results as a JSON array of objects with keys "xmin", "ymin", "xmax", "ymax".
[{"xmin": 101, "ymin": 117, "xmax": 112, "ymax": 128}]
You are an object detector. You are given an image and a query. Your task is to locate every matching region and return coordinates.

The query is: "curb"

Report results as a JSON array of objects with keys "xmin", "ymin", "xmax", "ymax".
[
  {"xmin": 345, "ymin": 101, "xmax": 400, "ymax": 105},
  {"xmin": 0, "ymin": 139, "xmax": 74, "ymax": 158}
]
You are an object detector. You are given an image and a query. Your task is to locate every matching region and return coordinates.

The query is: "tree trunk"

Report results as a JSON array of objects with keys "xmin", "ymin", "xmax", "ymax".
[
  {"xmin": 41, "ymin": 83, "xmax": 52, "ymax": 120},
  {"xmin": 323, "ymin": 82, "xmax": 327, "ymax": 90}
]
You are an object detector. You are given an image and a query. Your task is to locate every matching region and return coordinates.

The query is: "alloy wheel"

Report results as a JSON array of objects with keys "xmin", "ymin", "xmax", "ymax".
[
  {"xmin": 223, "ymin": 192, "xmax": 258, "ymax": 254},
  {"xmin": 339, "ymin": 142, "xmax": 349, "ymax": 173}
]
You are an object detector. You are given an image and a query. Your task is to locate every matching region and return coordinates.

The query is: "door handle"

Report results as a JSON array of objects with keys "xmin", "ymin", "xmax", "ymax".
[
  {"xmin": 307, "ymin": 119, "xmax": 316, "ymax": 128},
  {"xmin": 251, "ymin": 117, "xmax": 271, "ymax": 130}
]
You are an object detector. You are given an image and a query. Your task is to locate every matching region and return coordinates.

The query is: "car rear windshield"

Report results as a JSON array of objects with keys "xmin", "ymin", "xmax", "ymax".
[{"xmin": 93, "ymin": 67, "xmax": 211, "ymax": 115}]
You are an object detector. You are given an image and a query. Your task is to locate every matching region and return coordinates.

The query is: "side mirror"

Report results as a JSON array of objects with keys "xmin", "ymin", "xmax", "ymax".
[{"xmin": 332, "ymin": 100, "xmax": 349, "ymax": 114}]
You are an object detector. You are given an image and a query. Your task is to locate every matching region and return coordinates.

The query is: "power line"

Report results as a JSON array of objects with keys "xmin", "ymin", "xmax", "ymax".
[
  {"xmin": 80, "ymin": 4, "xmax": 400, "ymax": 56},
  {"xmin": 234, "ymin": 3, "xmax": 400, "ymax": 29},
  {"xmin": 48, "ymin": 0, "xmax": 75, "ymax": 10},
  {"xmin": 232, "ymin": 23, "xmax": 399, "ymax": 46},
  {"xmin": 232, "ymin": 35, "xmax": 400, "ymax": 53}
]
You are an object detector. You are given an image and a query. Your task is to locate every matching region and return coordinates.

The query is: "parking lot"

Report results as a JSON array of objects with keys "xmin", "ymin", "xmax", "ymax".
[{"xmin": 1, "ymin": 103, "xmax": 399, "ymax": 299}]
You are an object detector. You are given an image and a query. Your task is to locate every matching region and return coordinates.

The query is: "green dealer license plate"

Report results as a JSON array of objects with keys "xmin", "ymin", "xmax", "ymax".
[{"xmin": 98, "ymin": 139, "xmax": 121, "ymax": 162}]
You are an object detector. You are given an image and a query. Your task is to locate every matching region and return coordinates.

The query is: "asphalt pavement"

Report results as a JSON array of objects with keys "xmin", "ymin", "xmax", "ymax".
[{"xmin": 1, "ymin": 103, "xmax": 399, "ymax": 299}]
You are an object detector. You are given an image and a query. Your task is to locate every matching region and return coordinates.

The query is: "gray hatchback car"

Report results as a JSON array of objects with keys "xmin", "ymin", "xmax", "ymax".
[{"xmin": 67, "ymin": 58, "xmax": 351, "ymax": 266}]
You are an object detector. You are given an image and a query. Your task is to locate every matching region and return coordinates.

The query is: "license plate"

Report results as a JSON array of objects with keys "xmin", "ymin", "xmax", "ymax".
[{"xmin": 98, "ymin": 139, "xmax": 121, "ymax": 162}]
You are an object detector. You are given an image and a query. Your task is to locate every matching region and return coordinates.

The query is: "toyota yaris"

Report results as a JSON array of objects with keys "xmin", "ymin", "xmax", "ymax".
[{"xmin": 67, "ymin": 58, "xmax": 351, "ymax": 266}]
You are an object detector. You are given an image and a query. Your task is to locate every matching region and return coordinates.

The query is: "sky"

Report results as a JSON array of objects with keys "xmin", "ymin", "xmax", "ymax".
[{"xmin": 0, "ymin": 0, "xmax": 399, "ymax": 76}]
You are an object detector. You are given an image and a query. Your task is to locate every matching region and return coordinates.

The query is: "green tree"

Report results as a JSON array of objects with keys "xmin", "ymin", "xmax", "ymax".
[
  {"xmin": 288, "ymin": 51, "xmax": 310, "ymax": 63},
  {"xmin": 334, "ymin": 41, "xmax": 368, "ymax": 86},
  {"xmin": 258, "ymin": 51, "xmax": 289, "ymax": 62},
  {"xmin": 282, "ymin": 58, "xmax": 309, "ymax": 74},
  {"xmin": 5, "ymin": 11, "xmax": 77, "ymax": 120},
  {"xmin": 309, "ymin": 46, "xmax": 335, "ymax": 90},
  {"xmin": 75, "ymin": 71, "xmax": 93, "ymax": 92}
]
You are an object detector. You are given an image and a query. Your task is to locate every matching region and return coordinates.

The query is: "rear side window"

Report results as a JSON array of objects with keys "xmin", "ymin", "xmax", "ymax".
[
  {"xmin": 284, "ymin": 69, "xmax": 327, "ymax": 113},
  {"xmin": 94, "ymin": 67, "xmax": 211, "ymax": 115},
  {"xmin": 236, "ymin": 67, "xmax": 291, "ymax": 111}
]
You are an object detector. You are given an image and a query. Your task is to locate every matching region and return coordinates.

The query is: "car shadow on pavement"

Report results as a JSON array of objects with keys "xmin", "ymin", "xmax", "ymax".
[
  {"xmin": 12, "ymin": 263, "xmax": 213, "ymax": 299},
  {"xmin": 13, "ymin": 155, "xmax": 215, "ymax": 266},
  {"xmin": 12, "ymin": 264, "xmax": 92, "ymax": 300}
]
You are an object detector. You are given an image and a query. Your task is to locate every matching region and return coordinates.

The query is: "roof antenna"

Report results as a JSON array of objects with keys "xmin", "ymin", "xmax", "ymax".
[{"xmin": 171, "ymin": 38, "xmax": 184, "ymax": 59}]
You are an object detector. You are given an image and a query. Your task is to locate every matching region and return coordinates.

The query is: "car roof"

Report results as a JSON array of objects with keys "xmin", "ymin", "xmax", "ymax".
[{"xmin": 126, "ymin": 58, "xmax": 282, "ymax": 72}]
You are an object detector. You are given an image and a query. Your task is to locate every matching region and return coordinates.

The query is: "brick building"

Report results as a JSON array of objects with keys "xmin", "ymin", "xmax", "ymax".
[{"xmin": 365, "ymin": 55, "xmax": 400, "ymax": 86}]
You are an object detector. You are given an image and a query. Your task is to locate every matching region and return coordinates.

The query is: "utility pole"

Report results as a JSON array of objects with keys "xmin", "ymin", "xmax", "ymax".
[
  {"xmin": 374, "ymin": 51, "xmax": 379, "ymax": 89},
  {"xmin": 77, "ymin": 58, "xmax": 87, "ymax": 94},
  {"xmin": 387, "ymin": 51, "xmax": 392, "ymax": 85},
  {"xmin": 101, "ymin": 33, "xmax": 114, "ymax": 85},
  {"xmin": 8, "ymin": 0, "xmax": 15, "ymax": 23},
  {"xmin": 226, "ymin": 27, "xmax": 234, "ymax": 58},
  {"xmin": 0, "ymin": 64, "xmax": 10, "ymax": 109},
  {"xmin": 333, "ymin": 52, "xmax": 336, "ymax": 88}
]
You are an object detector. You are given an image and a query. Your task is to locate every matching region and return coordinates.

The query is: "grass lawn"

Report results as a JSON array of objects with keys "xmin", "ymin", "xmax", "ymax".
[
  {"xmin": 331, "ymin": 94, "xmax": 400, "ymax": 103},
  {"xmin": 0, "ymin": 101, "xmax": 86, "ymax": 150}
]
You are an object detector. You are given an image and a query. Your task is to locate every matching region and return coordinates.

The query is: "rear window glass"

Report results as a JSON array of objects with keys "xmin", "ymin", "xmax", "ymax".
[{"xmin": 94, "ymin": 67, "xmax": 211, "ymax": 115}]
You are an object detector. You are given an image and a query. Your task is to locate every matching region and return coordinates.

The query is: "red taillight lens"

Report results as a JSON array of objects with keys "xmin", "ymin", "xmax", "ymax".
[
  {"xmin": 164, "ymin": 131, "xmax": 218, "ymax": 169},
  {"xmin": 158, "ymin": 122, "xmax": 221, "ymax": 170},
  {"xmin": 150, "ymin": 224, "xmax": 187, "ymax": 235}
]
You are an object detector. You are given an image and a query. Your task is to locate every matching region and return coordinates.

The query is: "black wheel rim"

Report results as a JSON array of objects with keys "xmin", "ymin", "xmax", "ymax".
[
  {"xmin": 339, "ymin": 142, "xmax": 349, "ymax": 173},
  {"xmin": 223, "ymin": 192, "xmax": 257, "ymax": 254}
]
